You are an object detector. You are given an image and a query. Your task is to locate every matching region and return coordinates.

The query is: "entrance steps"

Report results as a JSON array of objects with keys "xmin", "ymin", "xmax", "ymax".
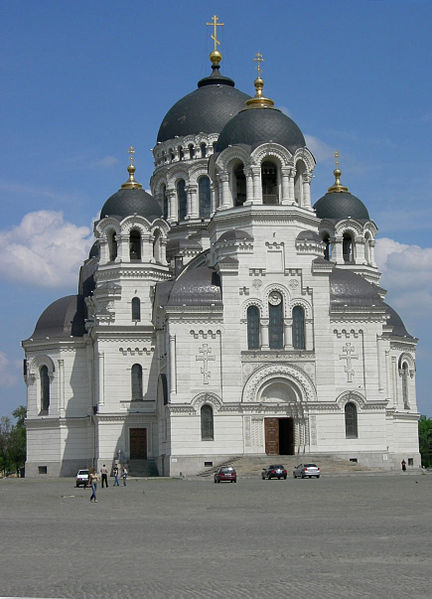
[
  {"xmin": 197, "ymin": 454, "xmax": 385, "ymax": 478},
  {"xmin": 128, "ymin": 459, "xmax": 158, "ymax": 477}
]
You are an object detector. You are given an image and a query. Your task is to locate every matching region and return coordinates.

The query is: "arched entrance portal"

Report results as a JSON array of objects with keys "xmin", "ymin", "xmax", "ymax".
[{"xmin": 259, "ymin": 379, "xmax": 307, "ymax": 455}]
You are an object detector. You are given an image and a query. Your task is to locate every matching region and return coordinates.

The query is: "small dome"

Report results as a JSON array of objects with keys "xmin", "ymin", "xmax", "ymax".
[
  {"xmin": 218, "ymin": 229, "xmax": 253, "ymax": 242},
  {"xmin": 89, "ymin": 241, "xmax": 99, "ymax": 260},
  {"xmin": 384, "ymin": 303, "xmax": 414, "ymax": 338},
  {"xmin": 100, "ymin": 188, "xmax": 162, "ymax": 222},
  {"xmin": 157, "ymin": 66, "xmax": 250, "ymax": 143},
  {"xmin": 296, "ymin": 230, "xmax": 322, "ymax": 243},
  {"xmin": 330, "ymin": 269, "xmax": 382, "ymax": 307},
  {"xmin": 161, "ymin": 252, "xmax": 222, "ymax": 306},
  {"xmin": 30, "ymin": 295, "xmax": 86, "ymax": 340},
  {"xmin": 314, "ymin": 190, "xmax": 370, "ymax": 220},
  {"xmin": 215, "ymin": 107, "xmax": 305, "ymax": 154}
]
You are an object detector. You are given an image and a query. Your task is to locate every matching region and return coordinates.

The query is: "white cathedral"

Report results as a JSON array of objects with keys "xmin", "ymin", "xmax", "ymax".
[{"xmin": 22, "ymin": 31, "xmax": 420, "ymax": 477}]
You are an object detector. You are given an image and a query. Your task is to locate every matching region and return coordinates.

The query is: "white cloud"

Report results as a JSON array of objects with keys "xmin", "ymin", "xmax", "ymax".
[
  {"xmin": 304, "ymin": 134, "xmax": 334, "ymax": 162},
  {"xmin": 93, "ymin": 156, "xmax": 118, "ymax": 169},
  {"xmin": 0, "ymin": 211, "xmax": 92, "ymax": 287},
  {"xmin": 375, "ymin": 237, "xmax": 432, "ymax": 316},
  {"xmin": 0, "ymin": 352, "xmax": 19, "ymax": 388}
]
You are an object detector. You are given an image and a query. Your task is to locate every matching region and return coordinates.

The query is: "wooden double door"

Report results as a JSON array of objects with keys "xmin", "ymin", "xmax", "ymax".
[
  {"xmin": 264, "ymin": 417, "xmax": 294, "ymax": 455},
  {"xmin": 129, "ymin": 428, "xmax": 147, "ymax": 459}
]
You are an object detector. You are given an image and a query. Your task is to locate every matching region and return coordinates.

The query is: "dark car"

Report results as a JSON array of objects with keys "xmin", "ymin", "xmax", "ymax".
[
  {"xmin": 214, "ymin": 467, "xmax": 237, "ymax": 483},
  {"xmin": 261, "ymin": 464, "xmax": 287, "ymax": 480},
  {"xmin": 75, "ymin": 469, "xmax": 89, "ymax": 487},
  {"xmin": 293, "ymin": 463, "xmax": 321, "ymax": 479}
]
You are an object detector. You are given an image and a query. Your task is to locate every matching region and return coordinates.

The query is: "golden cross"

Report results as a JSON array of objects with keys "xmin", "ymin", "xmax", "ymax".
[
  {"xmin": 254, "ymin": 52, "xmax": 264, "ymax": 77},
  {"xmin": 206, "ymin": 15, "xmax": 224, "ymax": 52},
  {"xmin": 334, "ymin": 150, "xmax": 340, "ymax": 168},
  {"xmin": 128, "ymin": 145, "xmax": 136, "ymax": 164}
]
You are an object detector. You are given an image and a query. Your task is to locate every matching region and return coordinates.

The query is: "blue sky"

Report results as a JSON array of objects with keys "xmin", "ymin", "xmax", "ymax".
[{"xmin": 1, "ymin": 0, "xmax": 432, "ymax": 417}]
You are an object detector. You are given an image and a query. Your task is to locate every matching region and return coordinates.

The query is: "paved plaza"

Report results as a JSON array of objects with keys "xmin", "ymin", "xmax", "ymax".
[{"xmin": 0, "ymin": 472, "xmax": 431, "ymax": 598}]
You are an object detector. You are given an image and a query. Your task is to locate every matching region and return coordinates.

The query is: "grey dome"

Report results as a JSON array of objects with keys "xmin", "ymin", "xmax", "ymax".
[
  {"xmin": 330, "ymin": 268, "xmax": 382, "ymax": 307},
  {"xmin": 100, "ymin": 188, "xmax": 162, "ymax": 222},
  {"xmin": 157, "ymin": 67, "xmax": 250, "ymax": 143},
  {"xmin": 218, "ymin": 229, "xmax": 253, "ymax": 242},
  {"xmin": 31, "ymin": 295, "xmax": 86, "ymax": 340},
  {"xmin": 314, "ymin": 191, "xmax": 370, "ymax": 220},
  {"xmin": 384, "ymin": 303, "xmax": 414, "ymax": 338},
  {"xmin": 215, "ymin": 107, "xmax": 305, "ymax": 154},
  {"xmin": 89, "ymin": 241, "xmax": 99, "ymax": 260},
  {"xmin": 296, "ymin": 230, "xmax": 322, "ymax": 243}
]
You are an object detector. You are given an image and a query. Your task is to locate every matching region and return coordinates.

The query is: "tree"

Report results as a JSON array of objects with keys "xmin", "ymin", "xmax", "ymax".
[
  {"xmin": 0, "ymin": 406, "xmax": 26, "ymax": 476},
  {"xmin": 0, "ymin": 416, "xmax": 11, "ymax": 476},
  {"xmin": 418, "ymin": 415, "xmax": 432, "ymax": 468}
]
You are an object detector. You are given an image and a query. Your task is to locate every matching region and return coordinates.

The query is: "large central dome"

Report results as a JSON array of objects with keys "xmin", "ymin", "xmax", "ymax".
[{"xmin": 157, "ymin": 65, "xmax": 250, "ymax": 143}]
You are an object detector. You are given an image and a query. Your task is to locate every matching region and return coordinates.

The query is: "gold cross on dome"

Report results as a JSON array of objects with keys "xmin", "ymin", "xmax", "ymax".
[
  {"xmin": 334, "ymin": 150, "xmax": 340, "ymax": 168},
  {"xmin": 128, "ymin": 145, "xmax": 136, "ymax": 164},
  {"xmin": 254, "ymin": 52, "xmax": 264, "ymax": 77},
  {"xmin": 206, "ymin": 15, "xmax": 224, "ymax": 52}
]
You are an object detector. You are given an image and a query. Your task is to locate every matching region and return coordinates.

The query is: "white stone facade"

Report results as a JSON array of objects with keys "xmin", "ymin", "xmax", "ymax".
[{"xmin": 22, "ymin": 58, "xmax": 420, "ymax": 478}]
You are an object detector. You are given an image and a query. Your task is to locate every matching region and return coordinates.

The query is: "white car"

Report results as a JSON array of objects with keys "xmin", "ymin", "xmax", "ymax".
[
  {"xmin": 75, "ymin": 469, "xmax": 89, "ymax": 487},
  {"xmin": 293, "ymin": 463, "xmax": 320, "ymax": 479}
]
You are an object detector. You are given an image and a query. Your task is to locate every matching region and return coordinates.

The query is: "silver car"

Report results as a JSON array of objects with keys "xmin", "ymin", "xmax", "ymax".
[{"xmin": 293, "ymin": 463, "xmax": 320, "ymax": 479}]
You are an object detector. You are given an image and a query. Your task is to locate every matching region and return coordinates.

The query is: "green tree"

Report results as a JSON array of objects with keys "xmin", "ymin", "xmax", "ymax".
[
  {"xmin": 0, "ymin": 406, "xmax": 26, "ymax": 476},
  {"xmin": 0, "ymin": 416, "xmax": 11, "ymax": 476},
  {"xmin": 418, "ymin": 415, "xmax": 432, "ymax": 468}
]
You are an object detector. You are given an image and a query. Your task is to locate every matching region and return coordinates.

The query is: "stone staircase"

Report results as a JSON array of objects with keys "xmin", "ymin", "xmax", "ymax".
[
  {"xmin": 197, "ymin": 454, "xmax": 386, "ymax": 478},
  {"xmin": 128, "ymin": 459, "xmax": 159, "ymax": 477}
]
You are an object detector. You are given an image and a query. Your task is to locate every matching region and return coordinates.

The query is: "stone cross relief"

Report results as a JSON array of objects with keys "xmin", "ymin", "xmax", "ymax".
[
  {"xmin": 196, "ymin": 344, "xmax": 216, "ymax": 385},
  {"xmin": 339, "ymin": 342, "xmax": 358, "ymax": 383}
]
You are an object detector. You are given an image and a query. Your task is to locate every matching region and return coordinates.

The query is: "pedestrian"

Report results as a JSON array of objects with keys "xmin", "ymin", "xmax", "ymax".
[
  {"xmin": 113, "ymin": 465, "xmax": 119, "ymax": 486},
  {"xmin": 89, "ymin": 467, "xmax": 99, "ymax": 503},
  {"xmin": 122, "ymin": 466, "xmax": 128, "ymax": 486},
  {"xmin": 401, "ymin": 459, "xmax": 407, "ymax": 472},
  {"xmin": 101, "ymin": 464, "xmax": 109, "ymax": 488}
]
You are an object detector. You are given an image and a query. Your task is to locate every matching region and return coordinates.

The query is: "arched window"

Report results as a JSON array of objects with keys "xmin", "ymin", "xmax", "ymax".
[
  {"xmin": 40, "ymin": 365, "xmax": 50, "ymax": 413},
  {"xmin": 177, "ymin": 179, "xmax": 187, "ymax": 221},
  {"xmin": 131, "ymin": 364, "xmax": 143, "ymax": 401},
  {"xmin": 153, "ymin": 229, "xmax": 163, "ymax": 263},
  {"xmin": 129, "ymin": 229, "xmax": 141, "ymax": 260},
  {"xmin": 402, "ymin": 362, "xmax": 409, "ymax": 408},
  {"xmin": 132, "ymin": 297, "xmax": 141, "ymax": 321},
  {"xmin": 268, "ymin": 292, "xmax": 283, "ymax": 349},
  {"xmin": 292, "ymin": 306, "xmax": 305, "ymax": 350},
  {"xmin": 162, "ymin": 184, "xmax": 168, "ymax": 219},
  {"xmin": 200, "ymin": 142, "xmax": 207, "ymax": 158},
  {"xmin": 108, "ymin": 230, "xmax": 117, "ymax": 262},
  {"xmin": 343, "ymin": 233, "xmax": 354, "ymax": 263},
  {"xmin": 345, "ymin": 402, "xmax": 358, "ymax": 438},
  {"xmin": 198, "ymin": 176, "xmax": 211, "ymax": 219},
  {"xmin": 233, "ymin": 163, "xmax": 246, "ymax": 206},
  {"xmin": 247, "ymin": 306, "xmax": 260, "ymax": 349},
  {"xmin": 169, "ymin": 148, "xmax": 174, "ymax": 162},
  {"xmin": 188, "ymin": 144, "xmax": 195, "ymax": 159},
  {"xmin": 262, "ymin": 161, "xmax": 278, "ymax": 205},
  {"xmin": 178, "ymin": 146, "xmax": 184, "ymax": 160},
  {"xmin": 201, "ymin": 404, "xmax": 214, "ymax": 440},
  {"xmin": 322, "ymin": 233, "xmax": 332, "ymax": 260}
]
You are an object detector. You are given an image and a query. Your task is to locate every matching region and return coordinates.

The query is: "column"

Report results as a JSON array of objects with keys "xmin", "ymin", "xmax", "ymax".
[
  {"xmin": 117, "ymin": 233, "xmax": 129, "ymax": 262},
  {"xmin": 188, "ymin": 185, "xmax": 198, "ymax": 219},
  {"xmin": 98, "ymin": 352, "xmax": 104, "ymax": 407},
  {"xmin": 333, "ymin": 235, "xmax": 343, "ymax": 263},
  {"xmin": 58, "ymin": 359, "xmax": 65, "ymax": 417},
  {"xmin": 302, "ymin": 174, "xmax": 312, "ymax": 209},
  {"xmin": 220, "ymin": 174, "xmax": 231, "ymax": 209},
  {"xmin": 169, "ymin": 335, "xmax": 177, "ymax": 394},
  {"xmin": 260, "ymin": 318, "xmax": 269, "ymax": 350},
  {"xmin": 245, "ymin": 169, "xmax": 254, "ymax": 205},
  {"xmin": 210, "ymin": 183, "xmax": 216, "ymax": 215},
  {"xmin": 251, "ymin": 166, "xmax": 261, "ymax": 204},
  {"xmin": 283, "ymin": 318, "xmax": 293, "ymax": 350},
  {"xmin": 281, "ymin": 167, "xmax": 290, "ymax": 205},
  {"xmin": 167, "ymin": 188, "xmax": 177, "ymax": 224},
  {"xmin": 288, "ymin": 169, "xmax": 296, "ymax": 204},
  {"xmin": 305, "ymin": 319, "xmax": 313, "ymax": 351}
]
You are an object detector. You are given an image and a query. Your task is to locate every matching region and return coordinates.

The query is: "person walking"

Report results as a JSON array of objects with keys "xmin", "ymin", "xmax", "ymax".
[
  {"xmin": 122, "ymin": 466, "xmax": 128, "ymax": 486},
  {"xmin": 101, "ymin": 464, "xmax": 109, "ymax": 488},
  {"xmin": 401, "ymin": 459, "xmax": 407, "ymax": 472},
  {"xmin": 113, "ymin": 465, "xmax": 119, "ymax": 486},
  {"xmin": 89, "ymin": 467, "xmax": 99, "ymax": 503}
]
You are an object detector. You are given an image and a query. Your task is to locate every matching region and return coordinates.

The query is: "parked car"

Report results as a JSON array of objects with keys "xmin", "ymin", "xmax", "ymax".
[
  {"xmin": 75, "ymin": 469, "xmax": 89, "ymax": 487},
  {"xmin": 214, "ymin": 467, "xmax": 237, "ymax": 483},
  {"xmin": 261, "ymin": 464, "xmax": 287, "ymax": 480},
  {"xmin": 293, "ymin": 463, "xmax": 320, "ymax": 479}
]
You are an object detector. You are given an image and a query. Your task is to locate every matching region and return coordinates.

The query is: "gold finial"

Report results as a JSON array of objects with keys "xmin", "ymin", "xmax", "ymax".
[
  {"xmin": 206, "ymin": 14, "xmax": 224, "ymax": 66},
  {"xmin": 246, "ymin": 52, "xmax": 275, "ymax": 109},
  {"xmin": 328, "ymin": 150, "xmax": 348, "ymax": 193},
  {"xmin": 121, "ymin": 145, "xmax": 142, "ymax": 189}
]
